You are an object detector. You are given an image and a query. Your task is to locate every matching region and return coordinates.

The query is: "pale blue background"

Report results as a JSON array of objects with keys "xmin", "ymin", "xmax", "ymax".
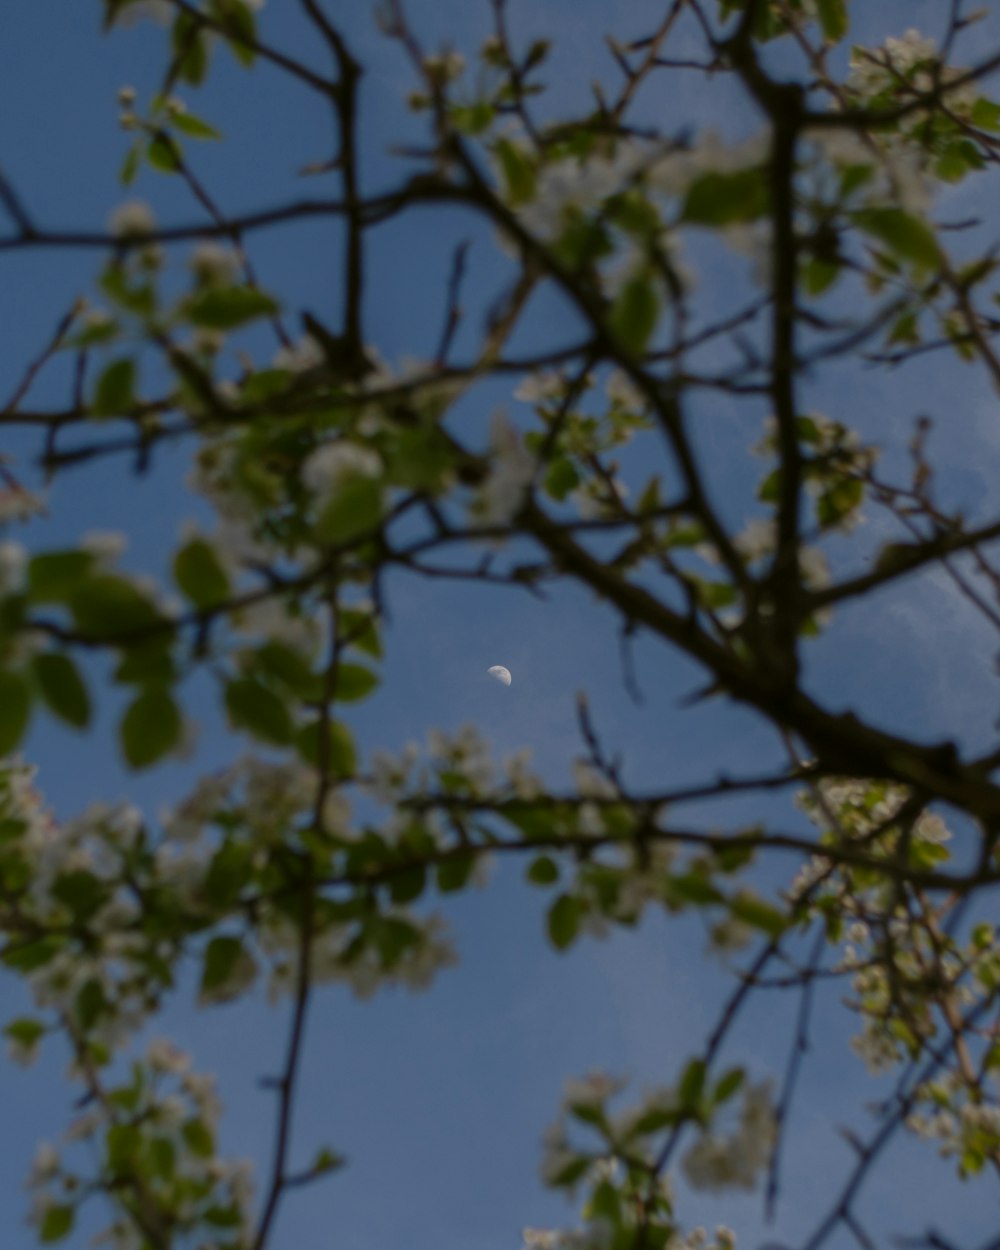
[{"xmin": 2, "ymin": 3, "xmax": 999, "ymax": 1248}]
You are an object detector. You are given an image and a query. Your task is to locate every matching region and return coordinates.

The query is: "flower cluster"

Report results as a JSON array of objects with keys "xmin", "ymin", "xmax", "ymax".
[
  {"xmin": 27, "ymin": 1039, "xmax": 253, "ymax": 1250},
  {"xmin": 533, "ymin": 1063, "xmax": 767, "ymax": 1250},
  {"xmin": 846, "ymin": 29, "xmax": 976, "ymax": 115},
  {"xmin": 681, "ymin": 1081, "xmax": 777, "ymax": 1193},
  {"xmin": 472, "ymin": 412, "xmax": 537, "ymax": 528},
  {"xmin": 789, "ymin": 778, "xmax": 1000, "ymax": 1174}
]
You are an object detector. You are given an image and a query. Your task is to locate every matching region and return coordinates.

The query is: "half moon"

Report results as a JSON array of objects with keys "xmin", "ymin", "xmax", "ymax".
[{"xmin": 487, "ymin": 665, "xmax": 512, "ymax": 687}]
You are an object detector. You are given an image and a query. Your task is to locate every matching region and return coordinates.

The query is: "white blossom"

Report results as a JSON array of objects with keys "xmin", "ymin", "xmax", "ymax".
[
  {"xmin": 735, "ymin": 517, "xmax": 776, "ymax": 563},
  {"xmin": 0, "ymin": 486, "xmax": 45, "ymax": 524},
  {"xmin": 682, "ymin": 1081, "xmax": 776, "ymax": 1192},
  {"xmin": 108, "ymin": 199, "xmax": 157, "ymax": 239},
  {"xmin": 572, "ymin": 761, "xmax": 616, "ymax": 800},
  {"xmin": 506, "ymin": 749, "xmax": 542, "ymax": 799},
  {"xmin": 423, "ymin": 50, "xmax": 465, "ymax": 82},
  {"xmin": 27, "ymin": 1142, "xmax": 59, "ymax": 1188},
  {"xmin": 605, "ymin": 370, "xmax": 646, "ymax": 411},
  {"xmin": 7, "ymin": 1030, "xmax": 42, "ymax": 1068},
  {"xmin": 233, "ymin": 597, "xmax": 321, "ymax": 654},
  {"xmin": 369, "ymin": 747, "xmax": 415, "ymax": 804},
  {"xmin": 473, "ymin": 412, "xmax": 536, "ymax": 528},
  {"xmin": 539, "ymin": 1117, "xmax": 577, "ymax": 1186},
  {"xmin": 190, "ymin": 242, "xmax": 241, "ymax": 286},
  {"xmin": 302, "ymin": 441, "xmax": 382, "ymax": 501},
  {"xmin": 0, "ymin": 540, "xmax": 27, "ymax": 591},
  {"xmin": 522, "ymin": 1223, "xmax": 614, "ymax": 1250},
  {"xmin": 147, "ymin": 1037, "xmax": 192, "ymax": 1076},
  {"xmin": 273, "ymin": 334, "xmax": 324, "ymax": 373},
  {"xmin": 563, "ymin": 1070, "xmax": 624, "ymax": 1112},
  {"xmin": 799, "ymin": 545, "xmax": 830, "ymax": 588},
  {"xmin": 81, "ymin": 306, "xmax": 114, "ymax": 334},
  {"xmin": 181, "ymin": 1071, "xmax": 223, "ymax": 1125},
  {"xmin": 192, "ymin": 327, "xmax": 226, "ymax": 355},
  {"xmin": 112, "ymin": 0, "xmax": 173, "ymax": 26},
  {"xmin": 515, "ymin": 371, "xmax": 566, "ymax": 404},
  {"xmin": 80, "ymin": 530, "xmax": 127, "ymax": 564}
]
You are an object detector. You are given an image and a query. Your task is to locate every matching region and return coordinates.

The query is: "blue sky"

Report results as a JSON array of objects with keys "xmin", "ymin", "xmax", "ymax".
[{"xmin": 3, "ymin": 2, "xmax": 1000, "ymax": 1248}]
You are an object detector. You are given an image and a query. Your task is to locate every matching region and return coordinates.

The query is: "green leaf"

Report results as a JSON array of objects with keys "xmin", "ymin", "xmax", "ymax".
[
  {"xmin": 758, "ymin": 467, "xmax": 782, "ymax": 503},
  {"xmin": 252, "ymin": 641, "xmax": 319, "ymax": 698},
  {"xmin": 524, "ymin": 38, "xmax": 551, "ymax": 69},
  {"xmin": 107, "ymin": 1124, "xmax": 140, "ymax": 1175},
  {"xmin": 712, "ymin": 839, "xmax": 757, "ymax": 873},
  {"xmin": 853, "ymin": 208, "xmax": 941, "ymax": 271},
  {"xmin": 678, "ymin": 1058, "xmax": 706, "ymax": 1109},
  {"xmin": 0, "ymin": 670, "xmax": 32, "ymax": 755},
  {"xmin": 172, "ymin": 13, "xmax": 210, "ymax": 84},
  {"xmin": 120, "ymin": 142, "xmax": 142, "ymax": 186},
  {"xmin": 803, "ymin": 257, "xmax": 840, "ymax": 296},
  {"xmin": 173, "ymin": 538, "xmax": 230, "ymax": 608},
  {"xmin": 225, "ymin": 677, "xmax": 293, "ymax": 744},
  {"xmin": 40, "ymin": 1205, "xmax": 74, "ymax": 1244},
  {"xmin": 526, "ymin": 855, "xmax": 560, "ymax": 886},
  {"xmin": 100, "ymin": 264, "xmax": 155, "ymax": 316},
  {"xmin": 121, "ymin": 689, "xmax": 182, "ymax": 769},
  {"xmin": 450, "ymin": 102, "xmax": 495, "ymax": 135},
  {"xmin": 816, "ymin": 0, "xmax": 848, "ymax": 41},
  {"xmin": 697, "ymin": 580, "xmax": 738, "ymax": 609},
  {"xmin": 549, "ymin": 1154, "xmax": 592, "ymax": 1189},
  {"xmin": 52, "ymin": 870, "xmax": 106, "ymax": 921},
  {"xmin": 389, "ymin": 864, "xmax": 426, "ymax": 905},
  {"xmin": 149, "ymin": 1137, "xmax": 176, "ymax": 1180},
  {"xmin": 495, "ymin": 138, "xmax": 536, "ymax": 204},
  {"xmin": 182, "ymin": 1117, "xmax": 215, "ymax": 1157},
  {"xmin": 172, "ymin": 111, "xmax": 222, "ymax": 140},
  {"xmin": 544, "ymin": 458, "xmax": 580, "ymax": 502},
  {"xmin": 4, "ymin": 1017, "xmax": 45, "ymax": 1047},
  {"xmin": 204, "ymin": 842, "xmax": 254, "ymax": 908},
  {"xmin": 203, "ymin": 1203, "xmax": 242, "ymax": 1227},
  {"xmin": 609, "ymin": 272, "xmax": 659, "ymax": 355},
  {"xmin": 547, "ymin": 893, "xmax": 581, "ymax": 950},
  {"xmin": 32, "ymin": 653, "xmax": 91, "ymax": 729},
  {"xmin": 27, "ymin": 552, "xmax": 95, "ymax": 604},
  {"xmin": 66, "ymin": 316, "xmax": 120, "ymax": 348},
  {"xmin": 311, "ymin": 1146, "xmax": 346, "ymax": 1175},
  {"xmin": 295, "ymin": 719, "xmax": 356, "ymax": 777},
  {"xmin": 2, "ymin": 938, "xmax": 61, "ymax": 973},
  {"xmin": 336, "ymin": 663, "xmax": 379, "ymax": 704},
  {"xmin": 314, "ymin": 476, "xmax": 383, "ymax": 544},
  {"xmin": 114, "ymin": 638, "xmax": 176, "ymax": 687},
  {"xmin": 76, "ymin": 978, "xmax": 107, "ymax": 1029},
  {"xmin": 667, "ymin": 872, "xmax": 724, "ymax": 906},
  {"xmin": 817, "ymin": 477, "xmax": 863, "ymax": 529},
  {"xmin": 210, "ymin": 0, "xmax": 258, "ymax": 66},
  {"xmin": 147, "ymin": 133, "xmax": 182, "ymax": 173},
  {"xmin": 682, "ymin": 168, "xmax": 768, "ymax": 226},
  {"xmin": 92, "ymin": 358, "xmax": 137, "ymax": 415},
  {"xmin": 340, "ymin": 609, "xmax": 383, "ymax": 658},
  {"xmin": 934, "ymin": 138, "xmax": 984, "ymax": 183},
  {"xmin": 637, "ymin": 475, "xmax": 661, "ymax": 516},
  {"xmin": 186, "ymin": 286, "xmax": 279, "ymax": 329},
  {"xmin": 971, "ymin": 97, "xmax": 1000, "ymax": 133},
  {"xmin": 436, "ymin": 853, "xmax": 476, "ymax": 893},
  {"xmin": 729, "ymin": 890, "xmax": 788, "ymax": 937},
  {"xmin": 200, "ymin": 935, "xmax": 256, "ymax": 1002},
  {"xmin": 552, "ymin": 214, "xmax": 612, "ymax": 271},
  {"xmin": 71, "ymin": 575, "xmax": 162, "ymax": 638},
  {"xmin": 888, "ymin": 310, "xmax": 920, "ymax": 345},
  {"xmin": 713, "ymin": 1066, "xmax": 745, "ymax": 1105}
]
